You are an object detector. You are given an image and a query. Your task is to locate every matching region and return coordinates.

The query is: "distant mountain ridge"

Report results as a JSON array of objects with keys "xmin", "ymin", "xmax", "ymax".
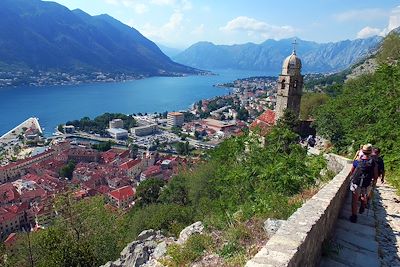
[
  {"xmin": 173, "ymin": 37, "xmax": 382, "ymax": 73},
  {"xmin": 0, "ymin": 0, "xmax": 197, "ymax": 76}
]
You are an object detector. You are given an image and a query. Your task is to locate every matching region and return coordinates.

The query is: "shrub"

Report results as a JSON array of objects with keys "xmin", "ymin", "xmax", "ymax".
[{"xmin": 166, "ymin": 234, "xmax": 213, "ymax": 266}]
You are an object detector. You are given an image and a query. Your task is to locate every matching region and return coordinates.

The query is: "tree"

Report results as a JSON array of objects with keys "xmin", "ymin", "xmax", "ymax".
[
  {"xmin": 162, "ymin": 111, "xmax": 168, "ymax": 119},
  {"xmin": 171, "ymin": 127, "xmax": 181, "ymax": 135},
  {"xmin": 176, "ymin": 142, "xmax": 190, "ymax": 155},
  {"xmin": 136, "ymin": 178, "xmax": 165, "ymax": 206},
  {"xmin": 130, "ymin": 144, "xmax": 139, "ymax": 159},
  {"xmin": 377, "ymin": 32, "xmax": 400, "ymax": 64},
  {"xmin": 236, "ymin": 108, "xmax": 249, "ymax": 121},
  {"xmin": 277, "ymin": 109, "xmax": 300, "ymax": 133},
  {"xmin": 92, "ymin": 141, "xmax": 112, "ymax": 152},
  {"xmin": 159, "ymin": 175, "xmax": 189, "ymax": 205},
  {"xmin": 59, "ymin": 161, "xmax": 76, "ymax": 179},
  {"xmin": 300, "ymin": 93, "xmax": 329, "ymax": 120}
]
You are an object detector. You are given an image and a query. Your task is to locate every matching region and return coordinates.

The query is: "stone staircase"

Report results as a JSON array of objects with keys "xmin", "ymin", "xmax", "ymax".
[{"xmin": 320, "ymin": 192, "xmax": 380, "ymax": 267}]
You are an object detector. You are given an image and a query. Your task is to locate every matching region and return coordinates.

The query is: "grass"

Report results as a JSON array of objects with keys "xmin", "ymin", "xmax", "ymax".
[{"xmin": 164, "ymin": 234, "xmax": 214, "ymax": 266}]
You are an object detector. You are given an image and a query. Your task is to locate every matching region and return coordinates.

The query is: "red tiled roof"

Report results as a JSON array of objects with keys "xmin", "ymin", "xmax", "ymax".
[
  {"xmin": 101, "ymin": 151, "xmax": 118, "ymax": 164},
  {"xmin": 97, "ymin": 185, "xmax": 111, "ymax": 194},
  {"xmin": 108, "ymin": 186, "xmax": 135, "ymax": 201},
  {"xmin": 20, "ymin": 188, "xmax": 47, "ymax": 202},
  {"xmin": 120, "ymin": 159, "xmax": 141, "ymax": 170},
  {"xmin": 142, "ymin": 165, "xmax": 161, "ymax": 177},
  {"xmin": 0, "ymin": 183, "xmax": 20, "ymax": 202},
  {"xmin": 250, "ymin": 109, "xmax": 276, "ymax": 136},
  {"xmin": 257, "ymin": 109, "xmax": 276, "ymax": 125}
]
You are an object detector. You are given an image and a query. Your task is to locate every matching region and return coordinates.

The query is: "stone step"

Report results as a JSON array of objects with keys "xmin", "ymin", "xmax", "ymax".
[
  {"xmin": 334, "ymin": 228, "xmax": 378, "ymax": 253},
  {"xmin": 326, "ymin": 243, "xmax": 380, "ymax": 267},
  {"xmin": 319, "ymin": 257, "xmax": 349, "ymax": 267},
  {"xmin": 336, "ymin": 219, "xmax": 376, "ymax": 238},
  {"xmin": 339, "ymin": 209, "xmax": 375, "ymax": 228}
]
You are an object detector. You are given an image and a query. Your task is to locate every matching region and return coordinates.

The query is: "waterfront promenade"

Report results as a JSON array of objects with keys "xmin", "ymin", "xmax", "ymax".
[{"xmin": 0, "ymin": 117, "xmax": 42, "ymax": 143}]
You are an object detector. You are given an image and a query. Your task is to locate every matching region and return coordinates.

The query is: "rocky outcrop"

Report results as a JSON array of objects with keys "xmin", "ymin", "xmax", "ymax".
[
  {"xmin": 101, "ymin": 222, "xmax": 205, "ymax": 267},
  {"xmin": 177, "ymin": 221, "xmax": 204, "ymax": 245},
  {"xmin": 100, "ymin": 230, "xmax": 169, "ymax": 267}
]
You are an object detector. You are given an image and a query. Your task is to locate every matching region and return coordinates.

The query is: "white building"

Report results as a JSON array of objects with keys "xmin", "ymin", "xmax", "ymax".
[
  {"xmin": 167, "ymin": 112, "xmax": 184, "ymax": 128},
  {"xmin": 63, "ymin": 125, "xmax": 75, "ymax": 134},
  {"xmin": 130, "ymin": 124, "xmax": 158, "ymax": 136},
  {"xmin": 109, "ymin": 119, "xmax": 124, "ymax": 129},
  {"xmin": 107, "ymin": 128, "xmax": 128, "ymax": 140}
]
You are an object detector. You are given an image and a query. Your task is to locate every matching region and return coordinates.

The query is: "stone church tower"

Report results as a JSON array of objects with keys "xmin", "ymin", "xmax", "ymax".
[{"xmin": 275, "ymin": 44, "xmax": 303, "ymax": 121}]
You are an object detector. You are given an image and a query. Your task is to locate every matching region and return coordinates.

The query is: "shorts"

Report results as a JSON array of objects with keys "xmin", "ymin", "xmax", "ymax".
[{"xmin": 350, "ymin": 182, "xmax": 372, "ymax": 195}]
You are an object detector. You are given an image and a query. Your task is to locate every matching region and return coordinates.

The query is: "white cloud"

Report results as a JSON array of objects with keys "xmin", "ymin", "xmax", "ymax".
[
  {"xmin": 150, "ymin": 0, "xmax": 176, "ymax": 5},
  {"xmin": 104, "ymin": 0, "xmax": 148, "ymax": 14},
  {"xmin": 387, "ymin": 6, "xmax": 400, "ymax": 32},
  {"xmin": 220, "ymin": 16, "xmax": 296, "ymax": 40},
  {"xmin": 134, "ymin": 3, "xmax": 148, "ymax": 14},
  {"xmin": 357, "ymin": 27, "xmax": 382, "ymax": 38},
  {"xmin": 150, "ymin": 0, "xmax": 191, "ymax": 10},
  {"xmin": 334, "ymin": 8, "xmax": 388, "ymax": 22},
  {"xmin": 191, "ymin": 24, "xmax": 205, "ymax": 35},
  {"xmin": 357, "ymin": 6, "xmax": 400, "ymax": 38},
  {"xmin": 140, "ymin": 11, "xmax": 184, "ymax": 43}
]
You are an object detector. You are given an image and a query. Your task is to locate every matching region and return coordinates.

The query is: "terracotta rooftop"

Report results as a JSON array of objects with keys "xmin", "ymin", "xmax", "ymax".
[
  {"xmin": 250, "ymin": 109, "xmax": 276, "ymax": 135},
  {"xmin": 108, "ymin": 186, "xmax": 135, "ymax": 201}
]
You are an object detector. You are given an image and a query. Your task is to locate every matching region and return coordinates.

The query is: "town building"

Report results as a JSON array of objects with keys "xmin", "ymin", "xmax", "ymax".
[
  {"xmin": 140, "ymin": 165, "xmax": 163, "ymax": 181},
  {"xmin": 0, "ymin": 149, "xmax": 55, "ymax": 184},
  {"xmin": 275, "ymin": 43, "xmax": 303, "ymax": 120},
  {"xmin": 107, "ymin": 128, "xmax": 128, "ymax": 140},
  {"xmin": 250, "ymin": 109, "xmax": 276, "ymax": 135},
  {"xmin": 167, "ymin": 112, "xmax": 184, "ymax": 127},
  {"xmin": 130, "ymin": 124, "xmax": 158, "ymax": 136},
  {"xmin": 68, "ymin": 147, "xmax": 100, "ymax": 162},
  {"xmin": 109, "ymin": 119, "xmax": 124, "ymax": 129},
  {"xmin": 63, "ymin": 125, "xmax": 75, "ymax": 134},
  {"xmin": 107, "ymin": 186, "xmax": 135, "ymax": 209},
  {"xmin": 203, "ymin": 119, "xmax": 236, "ymax": 132},
  {"xmin": 120, "ymin": 159, "xmax": 143, "ymax": 178},
  {"xmin": 0, "ymin": 203, "xmax": 33, "ymax": 239}
]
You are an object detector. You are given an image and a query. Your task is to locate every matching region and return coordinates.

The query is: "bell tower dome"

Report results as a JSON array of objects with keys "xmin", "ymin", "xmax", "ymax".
[{"xmin": 275, "ymin": 40, "xmax": 304, "ymax": 121}]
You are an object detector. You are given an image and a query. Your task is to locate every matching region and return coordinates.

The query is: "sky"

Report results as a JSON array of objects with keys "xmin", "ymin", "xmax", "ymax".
[{"xmin": 48, "ymin": 0, "xmax": 400, "ymax": 49}]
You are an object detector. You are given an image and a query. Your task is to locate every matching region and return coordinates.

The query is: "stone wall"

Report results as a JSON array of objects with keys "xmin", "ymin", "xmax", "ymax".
[{"xmin": 246, "ymin": 154, "xmax": 352, "ymax": 267}]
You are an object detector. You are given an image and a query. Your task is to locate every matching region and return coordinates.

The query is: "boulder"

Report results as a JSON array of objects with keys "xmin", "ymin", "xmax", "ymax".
[
  {"xmin": 263, "ymin": 218, "xmax": 285, "ymax": 238},
  {"xmin": 152, "ymin": 241, "xmax": 167, "ymax": 259},
  {"xmin": 177, "ymin": 221, "xmax": 204, "ymax": 245},
  {"xmin": 100, "ymin": 230, "xmax": 165, "ymax": 267}
]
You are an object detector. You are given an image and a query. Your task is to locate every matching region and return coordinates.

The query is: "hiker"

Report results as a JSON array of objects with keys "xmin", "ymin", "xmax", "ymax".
[
  {"xmin": 372, "ymin": 147, "xmax": 385, "ymax": 184},
  {"xmin": 349, "ymin": 144, "xmax": 378, "ymax": 223},
  {"xmin": 367, "ymin": 147, "xmax": 385, "ymax": 206},
  {"xmin": 353, "ymin": 144, "xmax": 364, "ymax": 160}
]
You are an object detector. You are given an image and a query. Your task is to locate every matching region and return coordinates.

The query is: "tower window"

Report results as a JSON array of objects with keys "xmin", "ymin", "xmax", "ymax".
[
  {"xmin": 281, "ymin": 80, "xmax": 285, "ymax": 89},
  {"xmin": 294, "ymin": 80, "xmax": 298, "ymax": 88}
]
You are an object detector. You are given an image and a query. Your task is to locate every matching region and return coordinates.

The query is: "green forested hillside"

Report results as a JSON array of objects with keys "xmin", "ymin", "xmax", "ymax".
[{"xmin": 314, "ymin": 32, "xmax": 400, "ymax": 191}]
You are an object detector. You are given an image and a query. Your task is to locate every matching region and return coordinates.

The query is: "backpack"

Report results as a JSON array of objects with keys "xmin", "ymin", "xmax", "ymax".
[{"xmin": 350, "ymin": 158, "xmax": 375, "ymax": 188}]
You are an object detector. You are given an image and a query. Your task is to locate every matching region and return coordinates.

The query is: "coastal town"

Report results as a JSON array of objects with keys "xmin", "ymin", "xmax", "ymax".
[{"xmin": 0, "ymin": 76, "xmax": 278, "ymax": 244}]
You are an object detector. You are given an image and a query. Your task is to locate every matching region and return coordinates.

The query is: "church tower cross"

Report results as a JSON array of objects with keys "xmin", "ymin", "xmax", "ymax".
[{"xmin": 292, "ymin": 38, "xmax": 298, "ymax": 55}]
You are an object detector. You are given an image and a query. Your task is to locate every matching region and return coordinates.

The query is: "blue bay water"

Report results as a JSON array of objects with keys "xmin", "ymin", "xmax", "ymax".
[{"xmin": 0, "ymin": 70, "xmax": 272, "ymax": 136}]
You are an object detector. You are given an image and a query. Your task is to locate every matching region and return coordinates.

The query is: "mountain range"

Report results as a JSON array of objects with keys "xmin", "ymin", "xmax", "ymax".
[
  {"xmin": 0, "ymin": 0, "xmax": 197, "ymax": 76},
  {"xmin": 173, "ymin": 37, "xmax": 382, "ymax": 73}
]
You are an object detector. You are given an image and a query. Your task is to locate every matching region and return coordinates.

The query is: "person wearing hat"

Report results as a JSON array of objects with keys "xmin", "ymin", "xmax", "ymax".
[{"xmin": 349, "ymin": 144, "xmax": 378, "ymax": 223}]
